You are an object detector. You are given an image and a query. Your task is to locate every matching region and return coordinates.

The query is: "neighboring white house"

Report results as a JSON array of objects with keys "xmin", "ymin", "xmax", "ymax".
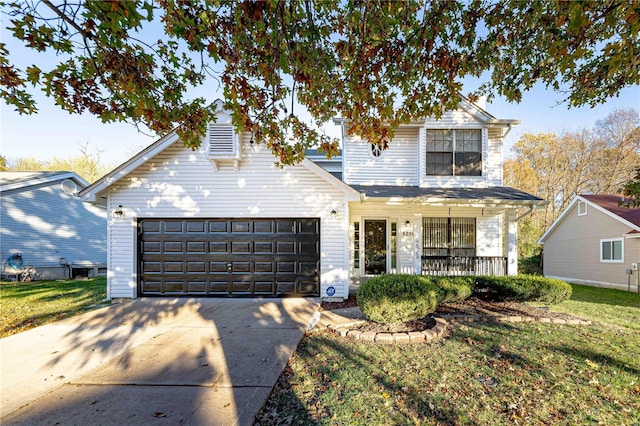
[
  {"xmin": 0, "ymin": 171, "xmax": 107, "ymax": 280},
  {"xmin": 539, "ymin": 194, "xmax": 640, "ymax": 291},
  {"xmin": 80, "ymin": 98, "xmax": 545, "ymax": 300}
]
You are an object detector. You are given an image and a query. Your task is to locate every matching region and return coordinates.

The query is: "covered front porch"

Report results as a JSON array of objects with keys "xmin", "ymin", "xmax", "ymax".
[{"xmin": 348, "ymin": 186, "xmax": 546, "ymax": 279}]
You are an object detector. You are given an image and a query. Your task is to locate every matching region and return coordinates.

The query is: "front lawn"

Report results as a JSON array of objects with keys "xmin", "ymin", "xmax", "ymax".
[
  {"xmin": 257, "ymin": 284, "xmax": 640, "ymax": 425},
  {"xmin": 0, "ymin": 277, "xmax": 108, "ymax": 338}
]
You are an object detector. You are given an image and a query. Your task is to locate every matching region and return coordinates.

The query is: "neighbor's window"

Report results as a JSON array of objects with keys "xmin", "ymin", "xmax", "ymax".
[
  {"xmin": 578, "ymin": 201, "xmax": 587, "ymax": 216},
  {"xmin": 600, "ymin": 238, "xmax": 623, "ymax": 262},
  {"xmin": 426, "ymin": 129, "xmax": 482, "ymax": 176}
]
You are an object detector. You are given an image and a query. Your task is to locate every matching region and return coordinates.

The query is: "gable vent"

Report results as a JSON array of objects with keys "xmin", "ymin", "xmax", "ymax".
[
  {"xmin": 206, "ymin": 122, "xmax": 240, "ymax": 170},
  {"xmin": 207, "ymin": 124, "xmax": 237, "ymax": 156}
]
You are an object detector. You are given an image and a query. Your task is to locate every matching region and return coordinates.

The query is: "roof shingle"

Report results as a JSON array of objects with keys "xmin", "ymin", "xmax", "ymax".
[{"xmin": 581, "ymin": 194, "xmax": 640, "ymax": 228}]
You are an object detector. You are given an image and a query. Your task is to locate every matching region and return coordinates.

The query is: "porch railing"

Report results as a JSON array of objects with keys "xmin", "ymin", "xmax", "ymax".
[{"xmin": 421, "ymin": 256, "xmax": 507, "ymax": 276}]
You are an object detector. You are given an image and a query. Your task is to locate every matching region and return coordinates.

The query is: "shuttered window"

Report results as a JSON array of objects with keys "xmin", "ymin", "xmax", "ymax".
[{"xmin": 423, "ymin": 217, "xmax": 476, "ymax": 257}]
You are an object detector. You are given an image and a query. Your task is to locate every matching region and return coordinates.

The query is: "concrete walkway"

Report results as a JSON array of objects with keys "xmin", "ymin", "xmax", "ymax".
[{"xmin": 1, "ymin": 297, "xmax": 320, "ymax": 426}]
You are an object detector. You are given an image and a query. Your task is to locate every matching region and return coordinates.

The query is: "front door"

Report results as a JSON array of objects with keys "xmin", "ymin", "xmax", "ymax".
[{"xmin": 364, "ymin": 220, "xmax": 387, "ymax": 274}]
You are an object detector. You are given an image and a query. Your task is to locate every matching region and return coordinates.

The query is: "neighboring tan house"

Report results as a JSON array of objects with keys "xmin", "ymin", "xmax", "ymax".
[
  {"xmin": 0, "ymin": 171, "xmax": 107, "ymax": 280},
  {"xmin": 80, "ymin": 98, "xmax": 545, "ymax": 301},
  {"xmin": 538, "ymin": 194, "xmax": 640, "ymax": 291}
]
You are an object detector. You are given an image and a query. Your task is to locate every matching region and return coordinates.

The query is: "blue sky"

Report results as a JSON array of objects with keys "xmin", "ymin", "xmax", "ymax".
[{"xmin": 2, "ymin": 83, "xmax": 637, "ymax": 167}]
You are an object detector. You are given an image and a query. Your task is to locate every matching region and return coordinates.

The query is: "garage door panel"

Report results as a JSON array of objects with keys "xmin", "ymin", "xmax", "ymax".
[
  {"xmin": 163, "ymin": 221, "xmax": 184, "ymax": 233},
  {"xmin": 186, "ymin": 242, "xmax": 206, "ymax": 253},
  {"xmin": 277, "ymin": 262, "xmax": 295, "ymax": 273},
  {"xmin": 231, "ymin": 241, "xmax": 251, "ymax": 253},
  {"xmin": 209, "ymin": 262, "xmax": 228, "ymax": 273},
  {"xmin": 164, "ymin": 262, "xmax": 184, "ymax": 273},
  {"xmin": 209, "ymin": 242, "xmax": 228, "ymax": 253},
  {"xmin": 163, "ymin": 242, "xmax": 183, "ymax": 252},
  {"xmin": 276, "ymin": 242, "xmax": 295, "ymax": 253},
  {"xmin": 187, "ymin": 281, "xmax": 206, "ymax": 293},
  {"xmin": 139, "ymin": 218, "xmax": 319, "ymax": 296},
  {"xmin": 163, "ymin": 281, "xmax": 186, "ymax": 292},
  {"xmin": 298, "ymin": 280, "xmax": 318, "ymax": 294},
  {"xmin": 254, "ymin": 262, "xmax": 274, "ymax": 273},
  {"xmin": 254, "ymin": 281, "xmax": 275, "ymax": 294},
  {"xmin": 186, "ymin": 221, "xmax": 206, "ymax": 233},
  {"xmin": 187, "ymin": 262, "xmax": 206, "ymax": 273},
  {"xmin": 232, "ymin": 262, "xmax": 251, "ymax": 273}
]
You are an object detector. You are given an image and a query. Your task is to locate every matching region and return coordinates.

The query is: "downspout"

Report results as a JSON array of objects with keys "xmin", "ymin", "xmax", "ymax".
[
  {"xmin": 503, "ymin": 123, "xmax": 514, "ymax": 139},
  {"xmin": 515, "ymin": 205, "xmax": 535, "ymax": 222}
]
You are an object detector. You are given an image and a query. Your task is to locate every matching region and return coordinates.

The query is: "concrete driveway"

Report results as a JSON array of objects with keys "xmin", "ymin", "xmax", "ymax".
[{"xmin": 1, "ymin": 297, "xmax": 320, "ymax": 425}]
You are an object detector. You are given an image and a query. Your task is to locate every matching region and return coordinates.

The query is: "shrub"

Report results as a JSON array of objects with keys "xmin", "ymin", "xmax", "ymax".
[
  {"xmin": 357, "ymin": 275, "xmax": 438, "ymax": 324},
  {"xmin": 474, "ymin": 275, "xmax": 572, "ymax": 304},
  {"xmin": 519, "ymin": 252, "xmax": 543, "ymax": 275},
  {"xmin": 429, "ymin": 276, "xmax": 475, "ymax": 304}
]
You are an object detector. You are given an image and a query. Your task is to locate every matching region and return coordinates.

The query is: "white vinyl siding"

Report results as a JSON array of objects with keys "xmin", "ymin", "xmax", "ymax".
[
  {"xmin": 0, "ymin": 181, "xmax": 107, "ymax": 270},
  {"xmin": 343, "ymin": 127, "xmax": 419, "ymax": 185},
  {"xmin": 475, "ymin": 216, "xmax": 503, "ymax": 256},
  {"xmin": 106, "ymin": 136, "xmax": 350, "ymax": 299}
]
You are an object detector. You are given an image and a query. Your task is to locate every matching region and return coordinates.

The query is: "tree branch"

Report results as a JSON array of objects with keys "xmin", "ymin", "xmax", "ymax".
[{"xmin": 40, "ymin": 0, "xmax": 91, "ymax": 39}]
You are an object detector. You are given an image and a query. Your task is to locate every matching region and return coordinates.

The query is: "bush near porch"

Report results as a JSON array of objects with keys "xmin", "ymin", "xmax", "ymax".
[
  {"xmin": 357, "ymin": 275, "xmax": 571, "ymax": 324},
  {"xmin": 356, "ymin": 275, "xmax": 439, "ymax": 324}
]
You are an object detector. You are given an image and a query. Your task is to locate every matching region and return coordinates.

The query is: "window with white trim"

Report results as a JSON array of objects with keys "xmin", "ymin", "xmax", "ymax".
[
  {"xmin": 578, "ymin": 201, "xmax": 587, "ymax": 216},
  {"xmin": 600, "ymin": 238, "xmax": 623, "ymax": 262},
  {"xmin": 426, "ymin": 129, "xmax": 482, "ymax": 176}
]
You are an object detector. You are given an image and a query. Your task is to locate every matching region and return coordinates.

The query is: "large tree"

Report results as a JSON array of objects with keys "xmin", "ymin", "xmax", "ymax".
[
  {"xmin": 505, "ymin": 108, "xmax": 640, "ymax": 256},
  {"xmin": 1, "ymin": 0, "xmax": 639, "ymax": 163}
]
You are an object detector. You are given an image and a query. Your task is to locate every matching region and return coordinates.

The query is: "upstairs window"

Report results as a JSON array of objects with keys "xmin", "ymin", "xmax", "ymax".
[{"xmin": 426, "ymin": 129, "xmax": 482, "ymax": 176}]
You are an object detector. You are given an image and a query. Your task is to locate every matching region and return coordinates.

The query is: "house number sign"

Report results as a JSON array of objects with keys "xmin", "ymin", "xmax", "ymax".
[{"xmin": 402, "ymin": 231, "xmax": 414, "ymax": 237}]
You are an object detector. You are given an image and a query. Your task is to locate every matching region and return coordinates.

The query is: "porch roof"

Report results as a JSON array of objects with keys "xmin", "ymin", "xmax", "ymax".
[{"xmin": 350, "ymin": 185, "xmax": 546, "ymax": 206}]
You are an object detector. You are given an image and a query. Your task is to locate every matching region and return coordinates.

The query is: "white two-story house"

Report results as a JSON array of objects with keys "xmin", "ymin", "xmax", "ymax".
[{"xmin": 81, "ymin": 98, "xmax": 544, "ymax": 301}]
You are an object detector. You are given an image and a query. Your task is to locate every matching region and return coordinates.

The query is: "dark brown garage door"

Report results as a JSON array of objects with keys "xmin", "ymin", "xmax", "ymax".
[{"xmin": 138, "ymin": 218, "xmax": 320, "ymax": 296}]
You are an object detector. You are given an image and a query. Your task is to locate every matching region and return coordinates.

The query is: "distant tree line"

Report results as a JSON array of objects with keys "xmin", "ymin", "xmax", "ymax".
[{"xmin": 0, "ymin": 143, "xmax": 114, "ymax": 183}]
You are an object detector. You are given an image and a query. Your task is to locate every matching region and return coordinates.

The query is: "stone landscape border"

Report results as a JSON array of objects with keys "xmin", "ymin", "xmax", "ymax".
[
  {"xmin": 327, "ymin": 313, "xmax": 591, "ymax": 344},
  {"xmin": 328, "ymin": 317, "xmax": 448, "ymax": 344}
]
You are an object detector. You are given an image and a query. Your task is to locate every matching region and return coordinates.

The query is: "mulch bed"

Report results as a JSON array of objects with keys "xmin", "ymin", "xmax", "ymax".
[{"xmin": 320, "ymin": 295, "xmax": 584, "ymax": 333}]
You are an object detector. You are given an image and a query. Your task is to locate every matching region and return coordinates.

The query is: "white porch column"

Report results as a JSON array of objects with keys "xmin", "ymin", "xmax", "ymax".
[
  {"xmin": 413, "ymin": 213, "xmax": 423, "ymax": 274},
  {"xmin": 506, "ymin": 212, "xmax": 518, "ymax": 276}
]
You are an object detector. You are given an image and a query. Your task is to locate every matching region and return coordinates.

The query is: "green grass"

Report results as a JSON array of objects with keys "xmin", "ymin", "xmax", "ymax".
[
  {"xmin": 0, "ymin": 277, "xmax": 108, "ymax": 338},
  {"xmin": 547, "ymin": 284, "xmax": 640, "ymax": 330},
  {"xmin": 257, "ymin": 284, "xmax": 640, "ymax": 425}
]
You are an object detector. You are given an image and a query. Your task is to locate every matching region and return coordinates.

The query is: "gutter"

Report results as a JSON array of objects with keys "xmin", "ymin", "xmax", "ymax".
[{"xmin": 516, "ymin": 205, "xmax": 541, "ymax": 222}]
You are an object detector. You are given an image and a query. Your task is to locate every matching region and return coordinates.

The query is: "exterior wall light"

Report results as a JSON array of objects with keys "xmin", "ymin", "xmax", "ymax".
[
  {"xmin": 113, "ymin": 205, "xmax": 124, "ymax": 218},
  {"xmin": 330, "ymin": 209, "xmax": 337, "ymax": 218}
]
